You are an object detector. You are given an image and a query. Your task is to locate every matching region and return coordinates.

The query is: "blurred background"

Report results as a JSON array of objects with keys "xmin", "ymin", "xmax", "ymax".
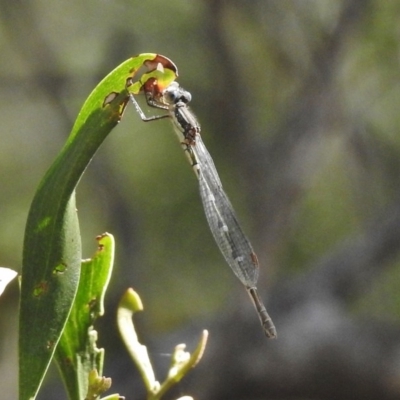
[{"xmin": 1, "ymin": 0, "xmax": 400, "ymax": 399}]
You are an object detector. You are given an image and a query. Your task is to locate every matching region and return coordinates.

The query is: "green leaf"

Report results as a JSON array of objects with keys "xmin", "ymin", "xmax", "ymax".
[
  {"xmin": 54, "ymin": 233, "xmax": 114, "ymax": 400},
  {"xmin": 19, "ymin": 53, "xmax": 178, "ymax": 400}
]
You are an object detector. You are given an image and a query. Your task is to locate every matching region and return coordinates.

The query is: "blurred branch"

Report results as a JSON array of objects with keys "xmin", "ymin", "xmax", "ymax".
[
  {"xmin": 245, "ymin": 0, "xmax": 373, "ymax": 249},
  {"xmin": 203, "ymin": 0, "xmax": 374, "ymax": 261}
]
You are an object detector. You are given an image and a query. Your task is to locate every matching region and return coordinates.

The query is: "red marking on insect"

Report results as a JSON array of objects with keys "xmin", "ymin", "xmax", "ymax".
[{"xmin": 142, "ymin": 77, "xmax": 164, "ymax": 103}]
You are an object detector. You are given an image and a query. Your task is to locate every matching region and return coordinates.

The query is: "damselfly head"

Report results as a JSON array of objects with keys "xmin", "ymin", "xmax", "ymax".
[{"xmin": 163, "ymin": 82, "xmax": 192, "ymax": 105}]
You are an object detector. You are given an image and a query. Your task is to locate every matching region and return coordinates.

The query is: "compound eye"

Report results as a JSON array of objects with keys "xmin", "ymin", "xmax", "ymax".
[
  {"xmin": 181, "ymin": 92, "xmax": 192, "ymax": 103},
  {"xmin": 162, "ymin": 83, "xmax": 191, "ymax": 104},
  {"xmin": 168, "ymin": 91, "xmax": 177, "ymax": 101},
  {"xmin": 163, "ymin": 88, "xmax": 177, "ymax": 104}
]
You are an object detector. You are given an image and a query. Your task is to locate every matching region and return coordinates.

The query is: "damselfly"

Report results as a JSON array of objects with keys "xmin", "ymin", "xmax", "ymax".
[{"xmin": 129, "ymin": 81, "xmax": 276, "ymax": 338}]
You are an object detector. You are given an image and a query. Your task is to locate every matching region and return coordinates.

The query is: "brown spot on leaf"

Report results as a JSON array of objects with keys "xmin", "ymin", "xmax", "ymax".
[
  {"xmin": 53, "ymin": 262, "xmax": 67, "ymax": 275},
  {"xmin": 33, "ymin": 281, "xmax": 49, "ymax": 297},
  {"xmin": 103, "ymin": 91, "xmax": 119, "ymax": 107},
  {"xmin": 250, "ymin": 252, "xmax": 259, "ymax": 267},
  {"xmin": 144, "ymin": 54, "xmax": 178, "ymax": 76}
]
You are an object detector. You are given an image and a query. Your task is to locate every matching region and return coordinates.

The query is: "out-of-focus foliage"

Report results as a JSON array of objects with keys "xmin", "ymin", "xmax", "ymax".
[{"xmin": 1, "ymin": 1, "xmax": 400, "ymax": 399}]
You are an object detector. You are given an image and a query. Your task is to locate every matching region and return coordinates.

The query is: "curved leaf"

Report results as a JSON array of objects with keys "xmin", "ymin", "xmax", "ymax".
[{"xmin": 19, "ymin": 53, "xmax": 178, "ymax": 400}]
